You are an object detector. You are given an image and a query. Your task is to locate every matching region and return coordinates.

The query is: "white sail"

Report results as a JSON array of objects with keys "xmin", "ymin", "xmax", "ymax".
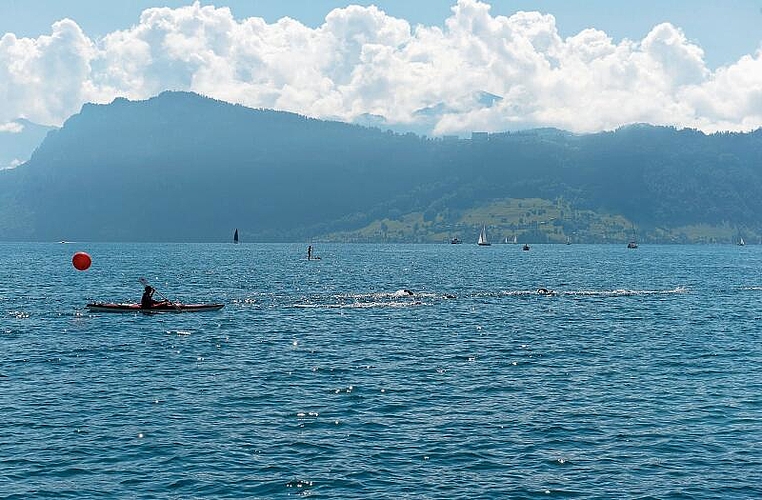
[{"xmin": 478, "ymin": 225, "xmax": 490, "ymax": 245}]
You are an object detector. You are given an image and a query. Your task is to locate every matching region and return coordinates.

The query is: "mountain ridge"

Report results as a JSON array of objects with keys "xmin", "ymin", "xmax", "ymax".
[
  {"xmin": 0, "ymin": 118, "xmax": 57, "ymax": 171},
  {"xmin": 1, "ymin": 91, "xmax": 761, "ymax": 243}
]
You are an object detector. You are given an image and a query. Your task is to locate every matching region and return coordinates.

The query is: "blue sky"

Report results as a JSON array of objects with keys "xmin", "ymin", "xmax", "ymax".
[{"xmin": 1, "ymin": 0, "xmax": 762, "ymax": 135}]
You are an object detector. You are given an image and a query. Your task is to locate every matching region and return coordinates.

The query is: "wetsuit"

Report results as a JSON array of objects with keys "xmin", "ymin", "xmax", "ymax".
[{"xmin": 141, "ymin": 289, "xmax": 156, "ymax": 309}]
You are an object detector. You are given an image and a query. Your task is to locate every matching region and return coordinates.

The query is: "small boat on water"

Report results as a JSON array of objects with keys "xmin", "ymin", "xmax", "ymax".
[
  {"xmin": 451, "ymin": 237, "xmax": 462, "ymax": 244},
  {"xmin": 738, "ymin": 237, "xmax": 745, "ymax": 246},
  {"xmin": 522, "ymin": 243, "xmax": 530, "ymax": 251},
  {"xmin": 87, "ymin": 302, "xmax": 224, "ymax": 313},
  {"xmin": 477, "ymin": 225, "xmax": 491, "ymax": 246},
  {"xmin": 628, "ymin": 225, "xmax": 638, "ymax": 248},
  {"xmin": 233, "ymin": 228, "xmax": 239, "ymax": 244}
]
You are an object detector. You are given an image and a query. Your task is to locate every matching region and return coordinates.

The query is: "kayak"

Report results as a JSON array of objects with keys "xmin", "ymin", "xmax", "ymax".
[{"xmin": 86, "ymin": 302, "xmax": 224, "ymax": 313}]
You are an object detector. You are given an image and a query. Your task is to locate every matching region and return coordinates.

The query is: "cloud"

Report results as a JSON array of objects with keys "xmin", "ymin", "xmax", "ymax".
[
  {"xmin": 0, "ymin": 18, "xmax": 95, "ymax": 125},
  {"xmin": 0, "ymin": 121, "xmax": 24, "ymax": 133},
  {"xmin": 0, "ymin": 0, "xmax": 761, "ymax": 134},
  {"xmin": 0, "ymin": 158, "xmax": 23, "ymax": 170}
]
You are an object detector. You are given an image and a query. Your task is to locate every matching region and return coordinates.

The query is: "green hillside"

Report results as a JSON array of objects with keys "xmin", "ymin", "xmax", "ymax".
[{"xmin": 322, "ymin": 198, "xmax": 743, "ymax": 244}]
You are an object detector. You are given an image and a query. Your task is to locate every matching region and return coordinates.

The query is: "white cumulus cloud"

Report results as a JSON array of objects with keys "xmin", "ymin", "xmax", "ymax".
[
  {"xmin": 0, "ymin": 0, "xmax": 761, "ymax": 135},
  {"xmin": 0, "ymin": 121, "xmax": 24, "ymax": 133},
  {"xmin": 0, "ymin": 158, "xmax": 23, "ymax": 170}
]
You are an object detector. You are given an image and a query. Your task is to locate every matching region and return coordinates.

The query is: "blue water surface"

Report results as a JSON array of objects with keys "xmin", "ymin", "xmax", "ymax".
[{"xmin": 1, "ymin": 243, "xmax": 761, "ymax": 498}]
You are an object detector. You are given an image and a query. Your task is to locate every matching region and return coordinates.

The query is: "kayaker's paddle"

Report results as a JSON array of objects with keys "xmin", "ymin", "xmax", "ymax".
[{"xmin": 139, "ymin": 277, "xmax": 181, "ymax": 311}]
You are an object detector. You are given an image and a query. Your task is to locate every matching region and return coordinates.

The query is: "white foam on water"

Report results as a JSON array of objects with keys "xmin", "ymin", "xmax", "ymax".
[
  {"xmin": 293, "ymin": 299, "xmax": 425, "ymax": 309},
  {"xmin": 562, "ymin": 286, "xmax": 688, "ymax": 297},
  {"xmin": 166, "ymin": 330, "xmax": 192, "ymax": 336}
]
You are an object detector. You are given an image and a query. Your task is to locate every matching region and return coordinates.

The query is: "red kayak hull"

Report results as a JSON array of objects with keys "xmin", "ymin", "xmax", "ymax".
[{"xmin": 86, "ymin": 302, "xmax": 224, "ymax": 313}]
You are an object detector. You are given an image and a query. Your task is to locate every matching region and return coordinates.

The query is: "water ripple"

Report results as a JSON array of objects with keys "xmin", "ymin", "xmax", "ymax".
[{"xmin": 1, "ymin": 243, "xmax": 761, "ymax": 498}]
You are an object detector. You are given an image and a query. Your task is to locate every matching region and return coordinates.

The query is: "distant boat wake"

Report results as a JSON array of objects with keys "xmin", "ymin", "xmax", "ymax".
[
  {"xmin": 481, "ymin": 286, "xmax": 688, "ymax": 298},
  {"xmin": 292, "ymin": 290, "xmax": 445, "ymax": 309},
  {"xmin": 231, "ymin": 287, "xmax": 687, "ymax": 310},
  {"xmin": 559, "ymin": 286, "xmax": 688, "ymax": 297}
]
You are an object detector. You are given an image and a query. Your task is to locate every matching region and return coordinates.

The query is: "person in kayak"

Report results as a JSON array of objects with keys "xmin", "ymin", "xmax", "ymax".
[{"xmin": 141, "ymin": 285, "xmax": 170, "ymax": 309}]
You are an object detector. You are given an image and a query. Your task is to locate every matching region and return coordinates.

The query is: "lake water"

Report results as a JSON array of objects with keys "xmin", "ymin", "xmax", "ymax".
[{"xmin": 1, "ymin": 242, "xmax": 761, "ymax": 498}]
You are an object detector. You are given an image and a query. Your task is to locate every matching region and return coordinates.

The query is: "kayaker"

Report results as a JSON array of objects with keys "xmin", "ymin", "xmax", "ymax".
[{"xmin": 141, "ymin": 285, "xmax": 170, "ymax": 309}]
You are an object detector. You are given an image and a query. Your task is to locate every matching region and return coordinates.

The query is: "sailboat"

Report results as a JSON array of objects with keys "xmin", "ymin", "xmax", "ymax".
[
  {"xmin": 738, "ymin": 237, "xmax": 745, "ymax": 246},
  {"xmin": 233, "ymin": 228, "xmax": 239, "ymax": 244},
  {"xmin": 627, "ymin": 226, "xmax": 638, "ymax": 248},
  {"xmin": 477, "ymin": 225, "xmax": 491, "ymax": 246}
]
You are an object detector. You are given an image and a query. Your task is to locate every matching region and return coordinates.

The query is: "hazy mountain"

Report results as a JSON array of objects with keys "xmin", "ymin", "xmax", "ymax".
[
  {"xmin": 0, "ymin": 92, "xmax": 440, "ymax": 241},
  {"xmin": 1, "ymin": 91, "xmax": 762, "ymax": 243},
  {"xmin": 351, "ymin": 91, "xmax": 505, "ymax": 138},
  {"xmin": 0, "ymin": 119, "xmax": 57, "ymax": 171}
]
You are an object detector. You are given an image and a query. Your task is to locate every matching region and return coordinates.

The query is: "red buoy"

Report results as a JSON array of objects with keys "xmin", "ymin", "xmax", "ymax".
[{"xmin": 72, "ymin": 252, "xmax": 92, "ymax": 271}]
